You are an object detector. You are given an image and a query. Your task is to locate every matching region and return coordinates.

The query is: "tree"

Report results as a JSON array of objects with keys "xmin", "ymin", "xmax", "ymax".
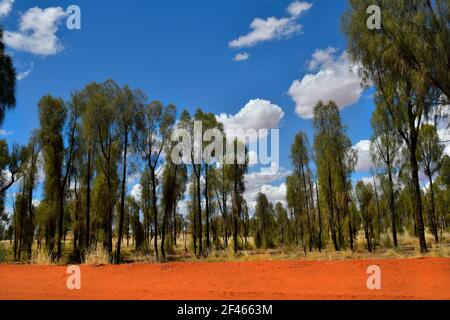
[
  {"xmin": 342, "ymin": 0, "xmax": 448, "ymax": 253},
  {"xmin": 160, "ymin": 161, "xmax": 187, "ymax": 258},
  {"xmin": 213, "ymin": 145, "xmax": 232, "ymax": 249},
  {"xmin": 228, "ymin": 138, "xmax": 248, "ymax": 254},
  {"xmin": 371, "ymin": 106, "xmax": 401, "ymax": 246},
  {"xmin": 418, "ymin": 124, "xmax": 444, "ymax": 242},
  {"xmin": 290, "ymin": 132, "xmax": 315, "ymax": 251},
  {"xmin": 114, "ymin": 86, "xmax": 145, "ymax": 264},
  {"xmin": 83, "ymin": 81, "xmax": 121, "ymax": 256},
  {"xmin": 355, "ymin": 181, "xmax": 375, "ymax": 252},
  {"xmin": 313, "ymin": 101, "xmax": 357, "ymax": 251},
  {"xmin": 137, "ymin": 100, "xmax": 176, "ymax": 259},
  {"xmin": 176, "ymin": 110, "xmax": 205, "ymax": 256},
  {"xmin": 440, "ymin": 155, "xmax": 450, "ymax": 187},
  {"xmin": 375, "ymin": 75, "xmax": 433, "ymax": 252},
  {"xmin": 140, "ymin": 168, "xmax": 155, "ymax": 249},
  {"xmin": 254, "ymin": 193, "xmax": 275, "ymax": 249},
  {"xmin": 275, "ymin": 202, "xmax": 289, "ymax": 246},
  {"xmin": 38, "ymin": 96, "xmax": 67, "ymax": 258},
  {"xmin": 127, "ymin": 196, "xmax": 144, "ymax": 250},
  {"xmin": 24, "ymin": 133, "xmax": 40, "ymax": 258},
  {"xmin": 0, "ymin": 27, "xmax": 16, "ymax": 125},
  {"xmin": 77, "ymin": 86, "xmax": 96, "ymax": 250},
  {"xmin": 342, "ymin": 0, "xmax": 450, "ymax": 102},
  {"xmin": 0, "ymin": 142, "xmax": 27, "ymax": 194},
  {"xmin": 195, "ymin": 110, "xmax": 222, "ymax": 251}
]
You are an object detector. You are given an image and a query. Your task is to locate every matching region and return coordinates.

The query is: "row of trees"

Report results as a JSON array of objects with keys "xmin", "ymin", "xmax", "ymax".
[
  {"xmin": 1, "ymin": 78, "xmax": 252, "ymax": 262},
  {"xmin": 282, "ymin": 101, "xmax": 449, "ymax": 254},
  {"xmin": 5, "ymin": 91, "xmax": 448, "ymax": 262}
]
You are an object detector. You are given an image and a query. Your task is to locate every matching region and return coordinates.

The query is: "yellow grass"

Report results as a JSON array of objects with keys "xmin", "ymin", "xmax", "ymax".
[
  {"xmin": 31, "ymin": 247, "xmax": 54, "ymax": 265},
  {"xmin": 1, "ymin": 230, "xmax": 449, "ymax": 265},
  {"xmin": 82, "ymin": 246, "xmax": 110, "ymax": 265}
]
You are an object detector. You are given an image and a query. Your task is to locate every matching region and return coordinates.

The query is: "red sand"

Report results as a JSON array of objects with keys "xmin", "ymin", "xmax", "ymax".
[{"xmin": 0, "ymin": 258, "xmax": 449, "ymax": 300}]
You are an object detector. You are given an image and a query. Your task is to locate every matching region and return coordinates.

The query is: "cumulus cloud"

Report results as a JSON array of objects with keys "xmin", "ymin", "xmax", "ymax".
[
  {"xmin": 353, "ymin": 139, "xmax": 375, "ymax": 173},
  {"xmin": 287, "ymin": 1, "xmax": 313, "ymax": 18},
  {"xmin": 216, "ymin": 99, "xmax": 284, "ymax": 143},
  {"xmin": 245, "ymin": 163, "xmax": 291, "ymax": 190},
  {"xmin": 243, "ymin": 163, "xmax": 290, "ymax": 213},
  {"xmin": 288, "ymin": 48, "xmax": 364, "ymax": 119},
  {"xmin": 229, "ymin": 1, "xmax": 312, "ymax": 49},
  {"xmin": 233, "ymin": 52, "xmax": 250, "ymax": 62},
  {"xmin": 0, "ymin": 0, "xmax": 13, "ymax": 18},
  {"xmin": 245, "ymin": 182, "xmax": 287, "ymax": 213},
  {"xmin": 4, "ymin": 6, "xmax": 67, "ymax": 56}
]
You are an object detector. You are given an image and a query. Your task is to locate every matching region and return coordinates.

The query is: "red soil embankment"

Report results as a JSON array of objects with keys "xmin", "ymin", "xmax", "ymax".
[{"xmin": 0, "ymin": 258, "xmax": 449, "ymax": 300}]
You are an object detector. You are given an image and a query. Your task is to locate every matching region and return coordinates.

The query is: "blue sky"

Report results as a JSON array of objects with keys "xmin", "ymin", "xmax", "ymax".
[{"xmin": 0, "ymin": 0, "xmax": 377, "ymax": 209}]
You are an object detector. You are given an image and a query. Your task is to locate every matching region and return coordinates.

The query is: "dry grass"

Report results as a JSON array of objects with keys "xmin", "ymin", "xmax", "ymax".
[
  {"xmin": 82, "ymin": 246, "xmax": 110, "ymax": 265},
  {"xmin": 31, "ymin": 247, "xmax": 54, "ymax": 265},
  {"xmin": 2, "ymin": 231, "xmax": 449, "ymax": 265}
]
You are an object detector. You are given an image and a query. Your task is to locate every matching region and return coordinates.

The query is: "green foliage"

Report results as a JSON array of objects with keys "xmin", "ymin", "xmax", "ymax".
[
  {"xmin": 254, "ymin": 193, "xmax": 276, "ymax": 249},
  {"xmin": 0, "ymin": 27, "xmax": 16, "ymax": 125},
  {"xmin": 313, "ymin": 101, "xmax": 356, "ymax": 251}
]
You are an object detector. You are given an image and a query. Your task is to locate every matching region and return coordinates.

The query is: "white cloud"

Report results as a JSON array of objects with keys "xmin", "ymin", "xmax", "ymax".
[
  {"xmin": 216, "ymin": 99, "xmax": 284, "ymax": 143},
  {"xmin": 353, "ymin": 139, "xmax": 375, "ymax": 173},
  {"xmin": 4, "ymin": 6, "xmax": 67, "ymax": 56},
  {"xmin": 0, "ymin": 129, "xmax": 12, "ymax": 136},
  {"xmin": 245, "ymin": 182, "xmax": 287, "ymax": 214},
  {"xmin": 288, "ymin": 48, "xmax": 364, "ymax": 119},
  {"xmin": 245, "ymin": 163, "xmax": 291, "ymax": 190},
  {"xmin": 0, "ymin": 0, "xmax": 13, "ymax": 18},
  {"xmin": 307, "ymin": 46, "xmax": 337, "ymax": 70},
  {"xmin": 287, "ymin": 1, "xmax": 313, "ymax": 18},
  {"xmin": 233, "ymin": 52, "xmax": 250, "ymax": 62},
  {"xmin": 229, "ymin": 1, "xmax": 312, "ymax": 48},
  {"xmin": 243, "ymin": 163, "xmax": 290, "ymax": 213},
  {"xmin": 247, "ymin": 150, "xmax": 258, "ymax": 166},
  {"xmin": 16, "ymin": 62, "xmax": 34, "ymax": 81},
  {"xmin": 130, "ymin": 184, "xmax": 142, "ymax": 202}
]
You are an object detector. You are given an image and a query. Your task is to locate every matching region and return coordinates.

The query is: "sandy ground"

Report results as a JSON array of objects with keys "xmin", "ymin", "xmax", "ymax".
[{"xmin": 0, "ymin": 257, "xmax": 449, "ymax": 300}]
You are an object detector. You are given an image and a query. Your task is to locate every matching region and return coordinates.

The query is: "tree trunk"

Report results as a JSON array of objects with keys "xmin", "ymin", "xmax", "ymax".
[
  {"xmin": 327, "ymin": 166, "xmax": 339, "ymax": 251},
  {"xmin": 173, "ymin": 202, "xmax": 177, "ymax": 246},
  {"xmin": 222, "ymin": 171, "xmax": 228, "ymax": 248},
  {"xmin": 150, "ymin": 167, "xmax": 159, "ymax": 259},
  {"xmin": 56, "ymin": 181, "xmax": 64, "ymax": 260},
  {"xmin": 85, "ymin": 149, "xmax": 92, "ymax": 249},
  {"xmin": 410, "ymin": 139, "xmax": 428, "ymax": 253},
  {"xmin": 204, "ymin": 164, "xmax": 210, "ymax": 250},
  {"xmin": 27, "ymin": 161, "xmax": 35, "ymax": 259},
  {"xmin": 315, "ymin": 180, "xmax": 322, "ymax": 252},
  {"xmin": 337, "ymin": 154, "xmax": 352, "ymax": 251},
  {"xmin": 427, "ymin": 173, "xmax": 439, "ymax": 243},
  {"xmin": 387, "ymin": 165, "xmax": 398, "ymax": 247},
  {"xmin": 192, "ymin": 180, "xmax": 197, "ymax": 255},
  {"xmin": 373, "ymin": 174, "xmax": 381, "ymax": 242},
  {"xmin": 195, "ymin": 165, "xmax": 203, "ymax": 256},
  {"xmin": 299, "ymin": 164, "xmax": 313, "ymax": 252},
  {"xmin": 115, "ymin": 131, "xmax": 128, "ymax": 264}
]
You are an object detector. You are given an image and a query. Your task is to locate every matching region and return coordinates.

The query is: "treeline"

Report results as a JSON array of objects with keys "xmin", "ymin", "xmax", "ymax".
[
  {"xmin": 269, "ymin": 101, "xmax": 450, "ymax": 254},
  {"xmin": 0, "ymin": 79, "xmax": 252, "ymax": 262},
  {"xmin": 2, "ymin": 85, "xmax": 449, "ymax": 263}
]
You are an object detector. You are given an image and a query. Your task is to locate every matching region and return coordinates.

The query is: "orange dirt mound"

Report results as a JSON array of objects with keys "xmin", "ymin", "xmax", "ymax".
[{"xmin": 0, "ymin": 258, "xmax": 449, "ymax": 300}]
